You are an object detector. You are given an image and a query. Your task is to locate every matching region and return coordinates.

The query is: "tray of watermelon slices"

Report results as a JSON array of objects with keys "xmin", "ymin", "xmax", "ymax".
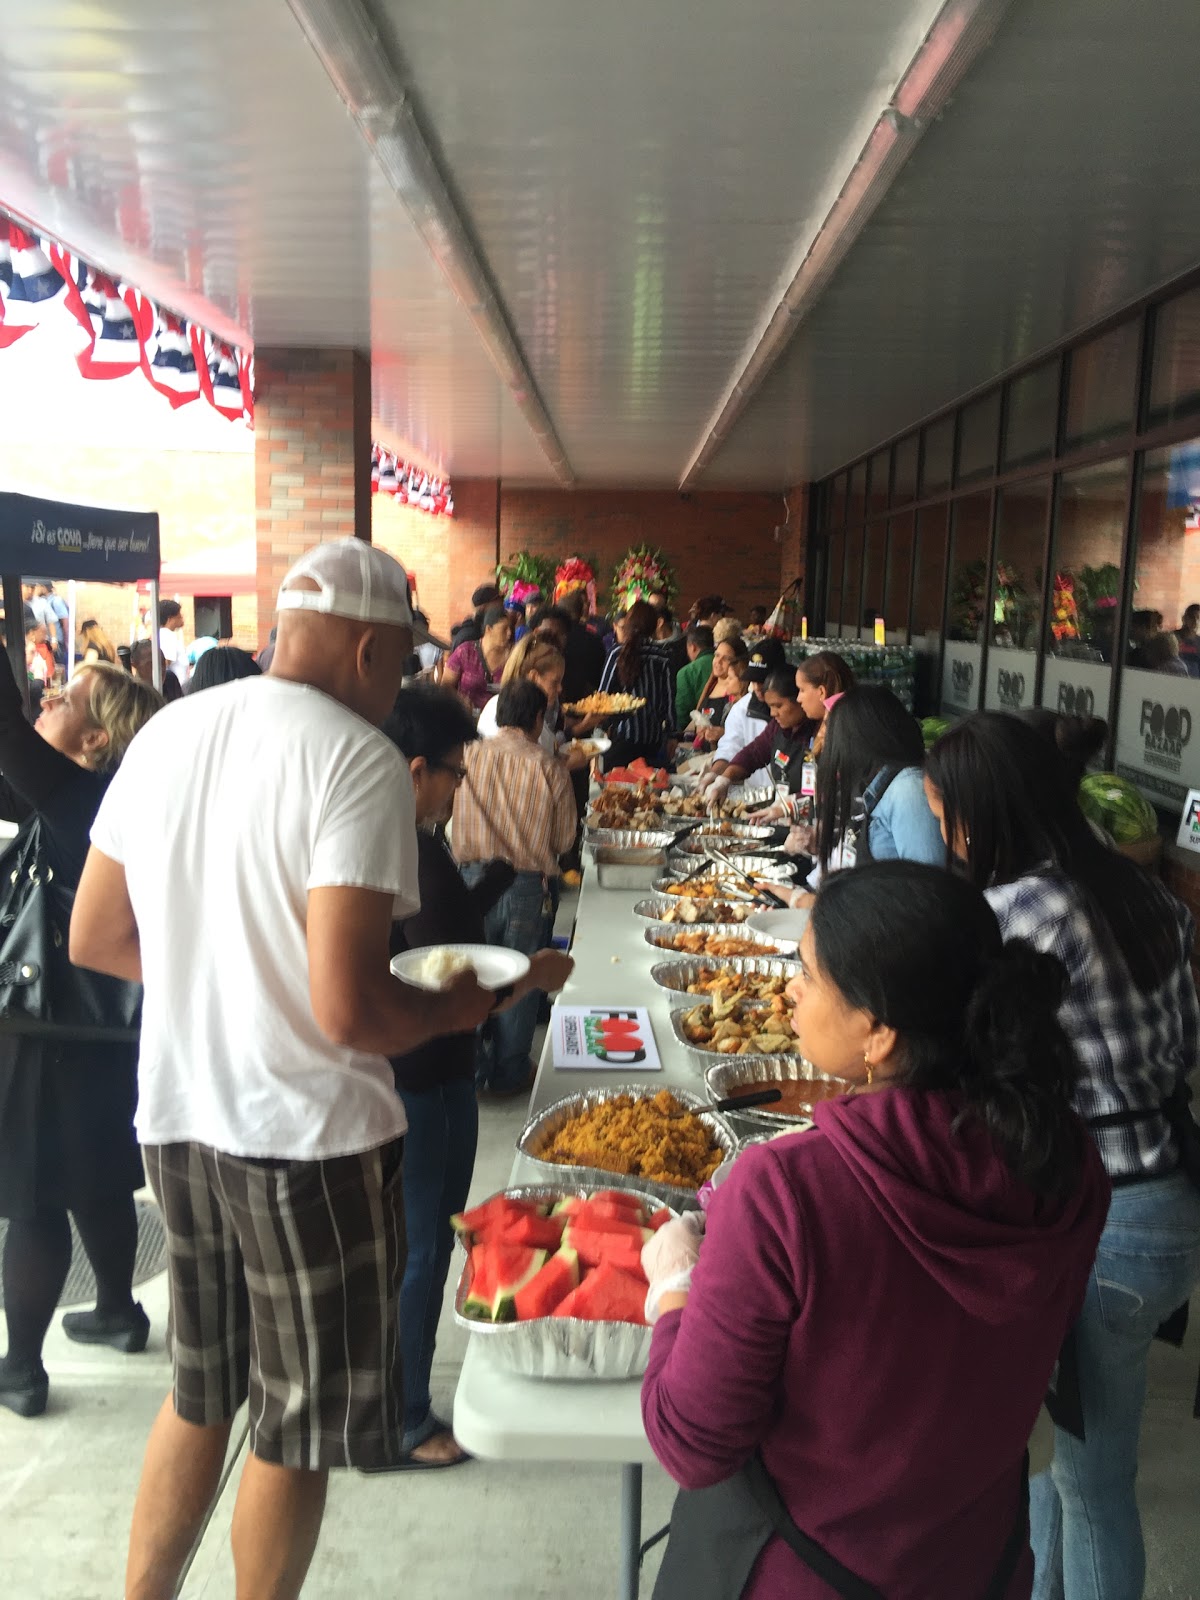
[{"xmin": 452, "ymin": 1185, "xmax": 671, "ymax": 1379}]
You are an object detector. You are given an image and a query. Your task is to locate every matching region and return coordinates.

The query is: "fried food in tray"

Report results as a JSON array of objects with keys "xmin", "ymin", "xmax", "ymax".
[
  {"xmin": 656, "ymin": 930, "xmax": 782, "ymax": 958},
  {"xmin": 680, "ymin": 997, "xmax": 803, "ymax": 1057},
  {"xmin": 538, "ymin": 1090, "xmax": 724, "ymax": 1189},
  {"xmin": 660, "ymin": 793, "xmax": 758, "ymax": 821},
  {"xmin": 680, "ymin": 966, "xmax": 794, "ymax": 1002},
  {"xmin": 645, "ymin": 898, "xmax": 753, "ymax": 924},
  {"xmin": 662, "ymin": 879, "xmax": 751, "ymax": 901},
  {"xmin": 588, "ymin": 786, "xmax": 666, "ymax": 832},
  {"xmin": 564, "ymin": 692, "xmax": 647, "ymax": 715}
]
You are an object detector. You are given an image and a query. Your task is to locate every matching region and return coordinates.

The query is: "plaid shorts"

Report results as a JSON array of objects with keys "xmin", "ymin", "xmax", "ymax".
[{"xmin": 144, "ymin": 1139, "xmax": 405, "ymax": 1470}]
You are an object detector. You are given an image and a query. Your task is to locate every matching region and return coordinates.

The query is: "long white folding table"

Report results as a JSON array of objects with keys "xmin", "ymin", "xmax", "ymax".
[{"xmin": 453, "ymin": 866, "xmax": 720, "ymax": 1600}]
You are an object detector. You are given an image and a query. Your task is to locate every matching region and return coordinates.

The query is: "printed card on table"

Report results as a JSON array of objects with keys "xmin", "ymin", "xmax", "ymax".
[{"xmin": 552, "ymin": 1007, "xmax": 661, "ymax": 1071}]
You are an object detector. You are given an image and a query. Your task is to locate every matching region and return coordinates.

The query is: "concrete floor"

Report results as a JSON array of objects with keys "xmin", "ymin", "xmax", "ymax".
[{"xmin": 3, "ymin": 997, "xmax": 1199, "ymax": 1596}]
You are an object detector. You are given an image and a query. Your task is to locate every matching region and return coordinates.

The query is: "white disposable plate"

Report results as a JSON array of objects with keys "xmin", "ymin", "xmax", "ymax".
[
  {"xmin": 391, "ymin": 944, "xmax": 530, "ymax": 991},
  {"xmin": 568, "ymin": 734, "xmax": 612, "ymax": 754},
  {"xmin": 745, "ymin": 909, "xmax": 809, "ymax": 950}
]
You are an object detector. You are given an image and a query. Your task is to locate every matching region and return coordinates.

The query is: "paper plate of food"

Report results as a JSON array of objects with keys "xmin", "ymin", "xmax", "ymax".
[
  {"xmin": 567, "ymin": 734, "xmax": 612, "ymax": 757},
  {"xmin": 391, "ymin": 944, "xmax": 530, "ymax": 992}
]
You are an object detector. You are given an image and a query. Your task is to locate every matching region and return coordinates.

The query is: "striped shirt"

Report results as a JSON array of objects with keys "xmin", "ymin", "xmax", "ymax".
[
  {"xmin": 452, "ymin": 728, "xmax": 577, "ymax": 876},
  {"xmin": 599, "ymin": 645, "xmax": 673, "ymax": 749}
]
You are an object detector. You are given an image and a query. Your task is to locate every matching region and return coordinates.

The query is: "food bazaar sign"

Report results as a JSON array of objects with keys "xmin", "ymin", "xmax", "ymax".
[
  {"xmin": 552, "ymin": 1007, "xmax": 662, "ymax": 1071},
  {"xmin": 1114, "ymin": 667, "xmax": 1200, "ymax": 808}
]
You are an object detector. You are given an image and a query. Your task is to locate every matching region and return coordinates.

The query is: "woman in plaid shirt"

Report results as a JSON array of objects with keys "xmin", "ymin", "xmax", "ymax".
[{"xmin": 925, "ymin": 713, "xmax": 1200, "ymax": 1600}]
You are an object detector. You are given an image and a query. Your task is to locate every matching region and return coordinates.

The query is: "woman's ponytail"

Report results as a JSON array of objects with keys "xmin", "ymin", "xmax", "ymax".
[
  {"xmin": 812, "ymin": 862, "xmax": 1086, "ymax": 1204},
  {"xmin": 960, "ymin": 942, "xmax": 1083, "ymax": 1203}
]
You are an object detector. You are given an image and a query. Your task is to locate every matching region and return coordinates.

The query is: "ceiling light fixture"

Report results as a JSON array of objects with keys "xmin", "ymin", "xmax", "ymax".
[
  {"xmin": 285, "ymin": 0, "xmax": 574, "ymax": 485},
  {"xmin": 678, "ymin": 0, "xmax": 1014, "ymax": 490}
]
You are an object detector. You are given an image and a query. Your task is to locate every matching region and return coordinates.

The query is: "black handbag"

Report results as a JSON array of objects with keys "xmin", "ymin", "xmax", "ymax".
[{"xmin": 0, "ymin": 813, "xmax": 141, "ymax": 1042}]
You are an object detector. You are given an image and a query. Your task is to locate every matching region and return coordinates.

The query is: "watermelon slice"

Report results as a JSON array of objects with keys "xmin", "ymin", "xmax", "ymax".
[
  {"xmin": 569, "ymin": 1261, "xmax": 650, "ymax": 1325},
  {"xmin": 452, "ymin": 1194, "xmax": 542, "ymax": 1240},
  {"xmin": 571, "ymin": 1202, "xmax": 652, "ymax": 1242},
  {"xmin": 586, "ymin": 1192, "xmax": 649, "ymax": 1223},
  {"xmin": 497, "ymin": 1213, "xmax": 566, "ymax": 1251},
  {"xmin": 465, "ymin": 1243, "xmax": 548, "ymax": 1322},
  {"xmin": 512, "ymin": 1247, "xmax": 580, "ymax": 1321},
  {"xmin": 648, "ymin": 1208, "xmax": 673, "ymax": 1233},
  {"xmin": 562, "ymin": 1225, "xmax": 646, "ymax": 1278},
  {"xmin": 551, "ymin": 1284, "xmax": 585, "ymax": 1319}
]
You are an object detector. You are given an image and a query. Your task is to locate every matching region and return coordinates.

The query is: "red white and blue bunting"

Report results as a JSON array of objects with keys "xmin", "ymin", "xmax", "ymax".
[
  {"xmin": 0, "ymin": 209, "xmax": 253, "ymax": 425},
  {"xmin": 371, "ymin": 445, "xmax": 453, "ymax": 517}
]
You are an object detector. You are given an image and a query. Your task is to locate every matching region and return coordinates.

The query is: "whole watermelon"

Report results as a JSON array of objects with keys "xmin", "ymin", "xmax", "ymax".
[{"xmin": 1077, "ymin": 774, "xmax": 1159, "ymax": 845}]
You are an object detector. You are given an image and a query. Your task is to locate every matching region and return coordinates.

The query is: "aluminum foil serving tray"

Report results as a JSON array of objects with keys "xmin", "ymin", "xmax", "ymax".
[
  {"xmin": 585, "ymin": 827, "xmax": 678, "ymax": 853},
  {"xmin": 643, "ymin": 924, "xmax": 785, "ymax": 953},
  {"xmin": 633, "ymin": 893, "xmax": 755, "ymax": 925},
  {"xmin": 649, "ymin": 953, "xmax": 801, "ymax": 1004},
  {"xmin": 516, "ymin": 1085, "xmax": 739, "ymax": 1208},
  {"xmin": 670, "ymin": 1000, "xmax": 806, "ymax": 1073},
  {"xmin": 703, "ymin": 1055, "xmax": 850, "ymax": 1137},
  {"xmin": 453, "ymin": 1184, "xmax": 662, "ymax": 1380}
]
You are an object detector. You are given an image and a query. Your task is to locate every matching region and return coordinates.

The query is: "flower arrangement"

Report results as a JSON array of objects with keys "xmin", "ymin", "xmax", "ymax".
[
  {"xmin": 553, "ymin": 555, "xmax": 598, "ymax": 615},
  {"xmin": 496, "ymin": 551, "xmax": 556, "ymax": 607},
  {"xmin": 1051, "ymin": 572, "xmax": 1080, "ymax": 641},
  {"xmin": 610, "ymin": 543, "xmax": 678, "ymax": 611}
]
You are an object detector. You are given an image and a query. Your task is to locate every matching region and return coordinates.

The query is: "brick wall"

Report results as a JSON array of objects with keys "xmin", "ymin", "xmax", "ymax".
[
  {"xmin": 254, "ymin": 348, "xmax": 371, "ymax": 646},
  {"xmin": 780, "ymin": 486, "xmax": 808, "ymax": 600},
  {"xmin": 499, "ymin": 488, "xmax": 786, "ymax": 621}
]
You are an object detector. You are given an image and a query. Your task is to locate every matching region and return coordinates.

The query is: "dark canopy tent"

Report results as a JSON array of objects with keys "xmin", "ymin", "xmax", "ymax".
[{"xmin": 0, "ymin": 491, "xmax": 161, "ymax": 705}]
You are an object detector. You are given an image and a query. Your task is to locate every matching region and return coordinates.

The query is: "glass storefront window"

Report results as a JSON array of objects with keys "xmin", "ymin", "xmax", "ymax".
[
  {"xmin": 1114, "ymin": 437, "xmax": 1200, "ymax": 806},
  {"xmin": 984, "ymin": 479, "xmax": 1050, "ymax": 712},
  {"xmin": 1148, "ymin": 284, "xmax": 1200, "ymax": 431},
  {"xmin": 1004, "ymin": 360, "xmax": 1059, "ymax": 467},
  {"xmin": 921, "ymin": 416, "xmax": 954, "ymax": 495},
  {"xmin": 885, "ymin": 513, "xmax": 915, "ymax": 639},
  {"xmin": 1041, "ymin": 458, "xmax": 1128, "ymax": 724},
  {"xmin": 861, "ymin": 521, "xmax": 887, "ymax": 634},
  {"xmin": 911, "ymin": 505, "xmax": 948, "ymax": 642},
  {"xmin": 847, "ymin": 462, "xmax": 866, "ymax": 526},
  {"xmin": 867, "ymin": 450, "xmax": 890, "ymax": 516},
  {"xmin": 830, "ymin": 473, "xmax": 848, "ymax": 527},
  {"xmin": 1064, "ymin": 320, "xmax": 1139, "ymax": 449},
  {"xmin": 842, "ymin": 527, "xmax": 864, "ymax": 638},
  {"xmin": 957, "ymin": 391, "xmax": 1001, "ymax": 483},
  {"xmin": 941, "ymin": 492, "xmax": 991, "ymax": 715},
  {"xmin": 893, "ymin": 435, "xmax": 918, "ymax": 505},
  {"xmin": 826, "ymin": 528, "xmax": 845, "ymax": 632}
]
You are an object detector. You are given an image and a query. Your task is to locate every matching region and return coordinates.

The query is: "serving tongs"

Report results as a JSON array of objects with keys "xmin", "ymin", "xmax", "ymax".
[
  {"xmin": 713, "ymin": 1087, "xmax": 783, "ymax": 1113},
  {"xmin": 704, "ymin": 846, "xmax": 793, "ymax": 909}
]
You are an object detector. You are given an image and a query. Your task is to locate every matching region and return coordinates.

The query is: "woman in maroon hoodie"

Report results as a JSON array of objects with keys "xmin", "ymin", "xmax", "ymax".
[{"xmin": 641, "ymin": 860, "xmax": 1110, "ymax": 1600}]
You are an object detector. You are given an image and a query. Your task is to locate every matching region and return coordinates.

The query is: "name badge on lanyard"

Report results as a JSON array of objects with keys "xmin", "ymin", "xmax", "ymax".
[{"xmin": 801, "ymin": 758, "xmax": 817, "ymax": 797}]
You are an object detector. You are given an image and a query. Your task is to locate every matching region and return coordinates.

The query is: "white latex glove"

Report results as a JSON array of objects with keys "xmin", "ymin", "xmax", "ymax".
[
  {"xmin": 642, "ymin": 1212, "xmax": 705, "ymax": 1323},
  {"xmin": 785, "ymin": 822, "xmax": 816, "ymax": 857},
  {"xmin": 705, "ymin": 775, "xmax": 732, "ymax": 813},
  {"xmin": 748, "ymin": 803, "xmax": 786, "ymax": 824}
]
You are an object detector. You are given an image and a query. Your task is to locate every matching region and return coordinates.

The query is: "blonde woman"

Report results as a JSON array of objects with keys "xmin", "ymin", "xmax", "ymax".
[
  {"xmin": 0, "ymin": 655, "xmax": 164, "ymax": 1419},
  {"xmin": 477, "ymin": 634, "xmax": 592, "ymax": 770},
  {"xmin": 78, "ymin": 618, "xmax": 118, "ymax": 664}
]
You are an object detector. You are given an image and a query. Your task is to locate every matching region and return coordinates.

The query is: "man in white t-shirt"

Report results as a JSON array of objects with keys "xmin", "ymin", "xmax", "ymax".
[
  {"xmin": 70, "ymin": 540, "xmax": 490, "ymax": 1600},
  {"xmin": 157, "ymin": 597, "xmax": 188, "ymax": 685}
]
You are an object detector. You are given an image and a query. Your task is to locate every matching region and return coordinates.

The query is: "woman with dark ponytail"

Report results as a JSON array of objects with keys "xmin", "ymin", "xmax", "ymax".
[
  {"xmin": 925, "ymin": 712, "xmax": 1200, "ymax": 1600},
  {"xmin": 640, "ymin": 860, "xmax": 1109, "ymax": 1600},
  {"xmin": 597, "ymin": 599, "xmax": 673, "ymax": 766}
]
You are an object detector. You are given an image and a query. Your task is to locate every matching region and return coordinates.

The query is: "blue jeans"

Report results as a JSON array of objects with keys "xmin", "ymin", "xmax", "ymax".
[
  {"xmin": 396, "ymin": 1079, "xmax": 479, "ymax": 1446},
  {"xmin": 1031, "ymin": 1170, "xmax": 1200, "ymax": 1600},
  {"xmin": 463, "ymin": 868, "xmax": 550, "ymax": 1093}
]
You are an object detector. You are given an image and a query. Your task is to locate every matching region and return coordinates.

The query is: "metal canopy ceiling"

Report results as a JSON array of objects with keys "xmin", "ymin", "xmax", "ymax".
[{"xmin": 0, "ymin": 0, "xmax": 1198, "ymax": 487}]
